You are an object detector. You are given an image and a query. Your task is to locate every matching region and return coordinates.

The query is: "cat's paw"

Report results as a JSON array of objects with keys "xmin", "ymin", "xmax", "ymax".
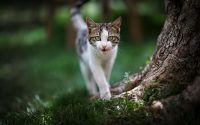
[{"xmin": 100, "ymin": 91, "xmax": 111, "ymax": 100}]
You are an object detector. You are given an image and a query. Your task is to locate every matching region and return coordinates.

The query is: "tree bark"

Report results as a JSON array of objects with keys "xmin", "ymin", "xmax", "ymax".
[
  {"xmin": 112, "ymin": 0, "xmax": 200, "ymax": 112},
  {"xmin": 124, "ymin": 0, "xmax": 143, "ymax": 41}
]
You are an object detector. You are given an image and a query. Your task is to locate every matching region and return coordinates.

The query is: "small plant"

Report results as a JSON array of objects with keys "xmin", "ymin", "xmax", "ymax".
[
  {"xmin": 26, "ymin": 95, "xmax": 52, "ymax": 114},
  {"xmin": 143, "ymin": 85, "xmax": 161, "ymax": 103},
  {"xmin": 123, "ymin": 72, "xmax": 130, "ymax": 84},
  {"xmin": 145, "ymin": 57, "xmax": 151, "ymax": 65}
]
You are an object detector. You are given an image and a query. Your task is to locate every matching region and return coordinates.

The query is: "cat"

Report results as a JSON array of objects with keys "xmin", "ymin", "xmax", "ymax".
[{"xmin": 71, "ymin": 3, "xmax": 121, "ymax": 100}]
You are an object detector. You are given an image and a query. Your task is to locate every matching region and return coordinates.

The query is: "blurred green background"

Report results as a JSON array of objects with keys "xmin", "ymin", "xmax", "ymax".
[{"xmin": 0, "ymin": 0, "xmax": 165, "ymax": 123}]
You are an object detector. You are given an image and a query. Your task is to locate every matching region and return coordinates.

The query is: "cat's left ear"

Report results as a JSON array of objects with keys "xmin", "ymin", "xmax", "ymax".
[
  {"xmin": 112, "ymin": 17, "xmax": 122, "ymax": 28},
  {"xmin": 86, "ymin": 17, "xmax": 97, "ymax": 28}
]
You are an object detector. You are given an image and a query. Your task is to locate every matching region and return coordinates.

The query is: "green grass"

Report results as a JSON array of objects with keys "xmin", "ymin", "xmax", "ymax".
[
  {"xmin": 5, "ymin": 91, "xmax": 155, "ymax": 125},
  {"xmin": 1, "ymin": 40, "xmax": 200, "ymax": 125},
  {"xmin": 0, "ymin": 40, "xmax": 156, "ymax": 124}
]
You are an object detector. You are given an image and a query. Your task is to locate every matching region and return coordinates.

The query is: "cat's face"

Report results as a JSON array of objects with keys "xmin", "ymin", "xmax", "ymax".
[{"xmin": 86, "ymin": 17, "xmax": 122, "ymax": 52}]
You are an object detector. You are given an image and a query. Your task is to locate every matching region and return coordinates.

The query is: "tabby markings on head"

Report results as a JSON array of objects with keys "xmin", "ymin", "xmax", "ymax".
[{"xmin": 86, "ymin": 17, "xmax": 121, "ymax": 48}]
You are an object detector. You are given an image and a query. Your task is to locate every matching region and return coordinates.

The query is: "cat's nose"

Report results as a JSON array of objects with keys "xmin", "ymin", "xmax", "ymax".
[{"xmin": 102, "ymin": 45, "xmax": 107, "ymax": 48}]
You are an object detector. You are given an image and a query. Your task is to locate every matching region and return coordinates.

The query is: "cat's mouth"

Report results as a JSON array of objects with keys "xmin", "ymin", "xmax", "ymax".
[{"xmin": 101, "ymin": 48, "xmax": 108, "ymax": 52}]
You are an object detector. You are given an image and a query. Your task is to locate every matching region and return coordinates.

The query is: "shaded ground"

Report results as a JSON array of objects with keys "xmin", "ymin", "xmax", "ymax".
[
  {"xmin": 0, "ymin": 41, "xmax": 155, "ymax": 122},
  {"xmin": 0, "ymin": 42, "xmax": 200, "ymax": 125}
]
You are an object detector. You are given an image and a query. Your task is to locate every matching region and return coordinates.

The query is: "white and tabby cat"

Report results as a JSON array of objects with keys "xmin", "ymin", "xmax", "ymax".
[{"xmin": 71, "ymin": 4, "xmax": 121, "ymax": 100}]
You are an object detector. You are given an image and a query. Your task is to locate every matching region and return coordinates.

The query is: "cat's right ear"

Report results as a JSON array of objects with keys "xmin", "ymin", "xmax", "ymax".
[{"xmin": 86, "ymin": 17, "xmax": 97, "ymax": 28}]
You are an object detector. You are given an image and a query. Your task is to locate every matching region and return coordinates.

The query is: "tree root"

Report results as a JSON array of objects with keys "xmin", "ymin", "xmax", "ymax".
[
  {"xmin": 152, "ymin": 76, "xmax": 200, "ymax": 112},
  {"xmin": 113, "ymin": 85, "xmax": 144, "ymax": 101},
  {"xmin": 111, "ymin": 62, "xmax": 151, "ymax": 95}
]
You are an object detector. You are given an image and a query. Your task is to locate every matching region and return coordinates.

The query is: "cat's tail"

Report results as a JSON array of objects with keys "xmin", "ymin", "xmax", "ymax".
[{"xmin": 70, "ymin": 0, "xmax": 89, "ymax": 32}]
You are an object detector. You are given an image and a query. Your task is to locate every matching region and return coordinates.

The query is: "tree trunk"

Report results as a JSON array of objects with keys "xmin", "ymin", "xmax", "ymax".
[
  {"xmin": 124, "ymin": 0, "xmax": 143, "ymax": 42},
  {"xmin": 112, "ymin": 0, "xmax": 200, "ymax": 113},
  {"xmin": 46, "ymin": 3, "xmax": 56, "ymax": 42},
  {"xmin": 101, "ymin": 0, "xmax": 110, "ymax": 22}
]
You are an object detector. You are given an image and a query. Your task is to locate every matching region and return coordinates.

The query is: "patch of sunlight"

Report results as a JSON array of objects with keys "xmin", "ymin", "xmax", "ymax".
[
  {"xmin": 26, "ymin": 94, "xmax": 52, "ymax": 113},
  {"xmin": 0, "ymin": 27, "xmax": 46, "ymax": 47},
  {"xmin": 110, "ymin": 1, "xmax": 127, "ymax": 12},
  {"xmin": 82, "ymin": 2, "xmax": 101, "ymax": 20},
  {"xmin": 138, "ymin": 2, "xmax": 158, "ymax": 16},
  {"xmin": 23, "ymin": 28, "xmax": 46, "ymax": 46},
  {"xmin": 55, "ymin": 7, "xmax": 71, "ymax": 27}
]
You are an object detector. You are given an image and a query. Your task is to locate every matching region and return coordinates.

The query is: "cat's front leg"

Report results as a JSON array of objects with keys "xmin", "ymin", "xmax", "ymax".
[
  {"xmin": 89, "ymin": 63, "xmax": 111, "ymax": 100},
  {"xmin": 104, "ymin": 47, "xmax": 118, "ymax": 82},
  {"xmin": 80, "ymin": 62, "xmax": 97, "ymax": 96},
  {"xmin": 104, "ymin": 60, "xmax": 115, "ymax": 82}
]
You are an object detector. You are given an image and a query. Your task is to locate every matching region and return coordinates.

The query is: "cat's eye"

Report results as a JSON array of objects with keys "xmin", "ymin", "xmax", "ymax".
[
  {"xmin": 95, "ymin": 36, "xmax": 101, "ymax": 41},
  {"xmin": 90, "ymin": 37, "xmax": 96, "ymax": 42},
  {"xmin": 90, "ymin": 36, "xmax": 100, "ymax": 42},
  {"xmin": 108, "ymin": 36, "xmax": 115, "ymax": 41}
]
